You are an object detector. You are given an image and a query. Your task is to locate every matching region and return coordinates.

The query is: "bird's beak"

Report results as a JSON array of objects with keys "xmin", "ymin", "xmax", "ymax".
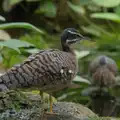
[
  {"xmin": 81, "ymin": 36, "xmax": 91, "ymax": 41},
  {"xmin": 76, "ymin": 35, "xmax": 91, "ymax": 43},
  {"xmin": 75, "ymin": 32, "xmax": 91, "ymax": 42}
]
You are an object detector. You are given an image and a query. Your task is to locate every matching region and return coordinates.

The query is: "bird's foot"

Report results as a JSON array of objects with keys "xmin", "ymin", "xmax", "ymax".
[{"xmin": 44, "ymin": 111, "xmax": 58, "ymax": 115}]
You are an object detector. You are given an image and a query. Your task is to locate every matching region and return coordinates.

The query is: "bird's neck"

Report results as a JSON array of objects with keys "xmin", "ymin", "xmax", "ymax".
[{"xmin": 62, "ymin": 44, "xmax": 75, "ymax": 55}]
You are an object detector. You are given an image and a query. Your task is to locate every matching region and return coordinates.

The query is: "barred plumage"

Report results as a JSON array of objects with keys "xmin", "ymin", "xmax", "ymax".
[
  {"xmin": 89, "ymin": 56, "xmax": 118, "ymax": 87},
  {"xmin": 0, "ymin": 28, "xmax": 88, "ymax": 93},
  {"xmin": 0, "ymin": 49, "xmax": 77, "ymax": 92}
]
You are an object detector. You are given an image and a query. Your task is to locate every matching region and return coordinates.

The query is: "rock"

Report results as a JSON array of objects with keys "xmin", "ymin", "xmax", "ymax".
[
  {"xmin": 44, "ymin": 102, "xmax": 96, "ymax": 120},
  {"xmin": 0, "ymin": 90, "xmax": 97, "ymax": 120}
]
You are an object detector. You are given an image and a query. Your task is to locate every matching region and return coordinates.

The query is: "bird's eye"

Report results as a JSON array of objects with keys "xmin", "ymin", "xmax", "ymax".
[
  {"xmin": 75, "ymin": 34, "xmax": 79, "ymax": 38},
  {"xmin": 68, "ymin": 33, "xmax": 77, "ymax": 40}
]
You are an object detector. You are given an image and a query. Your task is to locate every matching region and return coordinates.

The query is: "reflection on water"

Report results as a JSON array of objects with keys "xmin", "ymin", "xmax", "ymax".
[{"xmin": 90, "ymin": 87, "xmax": 120, "ymax": 117}]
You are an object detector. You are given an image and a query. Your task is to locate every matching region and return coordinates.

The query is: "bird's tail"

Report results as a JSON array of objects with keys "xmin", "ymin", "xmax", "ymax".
[
  {"xmin": 92, "ymin": 67, "xmax": 116, "ymax": 87},
  {"xmin": 0, "ymin": 73, "xmax": 9, "ymax": 91},
  {"xmin": 0, "ymin": 69, "xmax": 29, "ymax": 91}
]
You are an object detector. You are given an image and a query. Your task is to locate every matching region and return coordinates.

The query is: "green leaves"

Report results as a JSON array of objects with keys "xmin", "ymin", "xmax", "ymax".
[
  {"xmin": 67, "ymin": 2, "xmax": 85, "ymax": 15},
  {"xmin": 0, "ymin": 22, "xmax": 45, "ymax": 67},
  {"xmin": 3, "ymin": 0, "xmax": 23, "ymax": 11},
  {"xmin": 36, "ymin": 1, "xmax": 56, "ymax": 18},
  {"xmin": 92, "ymin": 0, "xmax": 120, "ymax": 8},
  {"xmin": 0, "ymin": 39, "xmax": 34, "ymax": 53},
  {"xmin": 82, "ymin": 25, "xmax": 102, "ymax": 37},
  {"xmin": 0, "ymin": 15, "xmax": 6, "ymax": 22},
  {"xmin": 75, "ymin": 50, "xmax": 90, "ymax": 59},
  {"xmin": 73, "ymin": 76, "xmax": 91, "ymax": 85},
  {"xmin": 7, "ymin": 0, "xmax": 22, "ymax": 5},
  {"xmin": 91, "ymin": 13, "xmax": 120, "ymax": 22},
  {"xmin": 0, "ymin": 22, "xmax": 44, "ymax": 34}
]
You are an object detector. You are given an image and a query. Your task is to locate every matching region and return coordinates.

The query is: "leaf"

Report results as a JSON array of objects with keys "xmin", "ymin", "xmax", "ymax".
[
  {"xmin": 79, "ymin": 0, "xmax": 92, "ymax": 5},
  {"xmin": 81, "ymin": 26, "xmax": 101, "ymax": 37},
  {"xmin": 115, "ymin": 6, "xmax": 120, "ymax": 16},
  {"xmin": 26, "ymin": 0, "xmax": 40, "ymax": 1},
  {"xmin": 73, "ymin": 76, "xmax": 91, "ymax": 84},
  {"xmin": 67, "ymin": 2, "xmax": 85, "ymax": 15},
  {"xmin": 91, "ymin": 13, "xmax": 120, "ymax": 22},
  {"xmin": 92, "ymin": 0, "xmax": 120, "ymax": 8},
  {"xmin": 0, "ymin": 22, "xmax": 44, "ymax": 34},
  {"xmin": 81, "ymin": 87, "xmax": 100, "ymax": 96},
  {"xmin": 3, "ymin": 0, "xmax": 23, "ymax": 11},
  {"xmin": 0, "ymin": 30, "xmax": 11, "ymax": 41},
  {"xmin": 9, "ymin": 55, "xmax": 25, "ymax": 67},
  {"xmin": 20, "ymin": 33, "xmax": 48, "ymax": 49},
  {"xmin": 0, "ymin": 15, "xmax": 6, "ymax": 21},
  {"xmin": 36, "ymin": 1, "xmax": 56, "ymax": 18},
  {"xmin": 0, "ymin": 39, "xmax": 34, "ymax": 53},
  {"xmin": 0, "ymin": 55, "xmax": 3, "ymax": 62},
  {"xmin": 57, "ymin": 92, "xmax": 76, "ymax": 101},
  {"xmin": 75, "ymin": 50, "xmax": 90, "ymax": 59},
  {"xmin": 25, "ymin": 48, "xmax": 40, "ymax": 54},
  {"xmin": 9, "ymin": 0, "xmax": 22, "ymax": 5}
]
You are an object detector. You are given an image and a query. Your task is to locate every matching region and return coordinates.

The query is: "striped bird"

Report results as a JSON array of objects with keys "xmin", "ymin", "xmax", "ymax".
[
  {"xmin": 0, "ymin": 28, "xmax": 89, "ymax": 112},
  {"xmin": 89, "ymin": 56, "xmax": 118, "ymax": 87}
]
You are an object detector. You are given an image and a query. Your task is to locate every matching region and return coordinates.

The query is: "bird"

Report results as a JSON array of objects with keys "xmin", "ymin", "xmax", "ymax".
[
  {"xmin": 89, "ymin": 55, "xmax": 118, "ymax": 87},
  {"xmin": 0, "ymin": 28, "xmax": 89, "ymax": 113}
]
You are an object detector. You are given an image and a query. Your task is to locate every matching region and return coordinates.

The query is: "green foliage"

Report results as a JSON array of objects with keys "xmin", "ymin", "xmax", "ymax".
[
  {"xmin": 0, "ymin": 22, "xmax": 46, "ymax": 67},
  {"xmin": 0, "ymin": 15, "xmax": 6, "ymax": 22},
  {"xmin": 36, "ymin": 1, "xmax": 56, "ymax": 18},
  {"xmin": 91, "ymin": 13, "xmax": 120, "ymax": 22},
  {"xmin": 67, "ymin": 1, "xmax": 85, "ymax": 15},
  {"xmin": 92, "ymin": 0, "xmax": 120, "ymax": 8},
  {"xmin": 0, "ymin": 39, "xmax": 34, "ymax": 53},
  {"xmin": 75, "ymin": 50, "xmax": 90, "ymax": 59},
  {"xmin": 20, "ymin": 34, "xmax": 48, "ymax": 49},
  {"xmin": 73, "ymin": 76, "xmax": 91, "ymax": 84},
  {"xmin": 1, "ymin": 0, "xmax": 120, "ymax": 118},
  {"xmin": 0, "ymin": 23, "xmax": 39, "ymax": 67},
  {"xmin": 0, "ymin": 22, "xmax": 44, "ymax": 34}
]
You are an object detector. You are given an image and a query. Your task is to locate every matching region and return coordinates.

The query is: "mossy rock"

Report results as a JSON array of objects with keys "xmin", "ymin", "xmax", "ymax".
[{"xmin": 0, "ymin": 90, "xmax": 97, "ymax": 120}]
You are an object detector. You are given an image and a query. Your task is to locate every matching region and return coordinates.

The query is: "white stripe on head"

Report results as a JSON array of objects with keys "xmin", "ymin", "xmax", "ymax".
[
  {"xmin": 66, "ymin": 39, "xmax": 78, "ymax": 43},
  {"xmin": 68, "ymin": 30, "xmax": 83, "ymax": 37}
]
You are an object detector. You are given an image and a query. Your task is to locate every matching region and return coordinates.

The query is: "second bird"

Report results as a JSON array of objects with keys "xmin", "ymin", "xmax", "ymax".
[{"xmin": 89, "ymin": 56, "xmax": 118, "ymax": 87}]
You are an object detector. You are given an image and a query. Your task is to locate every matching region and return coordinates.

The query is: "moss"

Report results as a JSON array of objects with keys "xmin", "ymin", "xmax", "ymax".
[
  {"xmin": 0, "ymin": 90, "xmax": 33, "ymax": 112},
  {"xmin": 0, "ymin": 90, "xmax": 97, "ymax": 120}
]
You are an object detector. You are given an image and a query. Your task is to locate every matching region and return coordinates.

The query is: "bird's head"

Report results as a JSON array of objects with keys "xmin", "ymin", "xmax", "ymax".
[{"xmin": 61, "ymin": 28, "xmax": 89, "ymax": 46}]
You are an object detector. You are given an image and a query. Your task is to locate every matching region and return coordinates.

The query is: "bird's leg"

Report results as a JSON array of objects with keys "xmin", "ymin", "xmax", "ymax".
[
  {"xmin": 45, "ymin": 94, "xmax": 58, "ymax": 115},
  {"xmin": 49, "ymin": 94, "xmax": 53, "ymax": 113},
  {"xmin": 39, "ymin": 90, "xmax": 44, "ymax": 103}
]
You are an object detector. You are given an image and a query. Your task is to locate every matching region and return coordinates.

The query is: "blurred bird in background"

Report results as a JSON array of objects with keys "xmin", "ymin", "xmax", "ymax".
[
  {"xmin": 88, "ymin": 55, "xmax": 119, "ymax": 116},
  {"xmin": 89, "ymin": 55, "xmax": 118, "ymax": 87}
]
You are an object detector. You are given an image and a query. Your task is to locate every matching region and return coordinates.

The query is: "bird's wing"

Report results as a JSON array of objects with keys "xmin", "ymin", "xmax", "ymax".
[
  {"xmin": 106, "ymin": 58, "xmax": 118, "ymax": 75},
  {"xmin": 0, "ymin": 49, "xmax": 74, "ymax": 90},
  {"xmin": 89, "ymin": 57, "xmax": 100, "ymax": 75}
]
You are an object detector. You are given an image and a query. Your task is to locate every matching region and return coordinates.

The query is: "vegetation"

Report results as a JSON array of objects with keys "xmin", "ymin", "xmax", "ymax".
[{"xmin": 1, "ymin": 0, "xmax": 120, "ymax": 118}]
